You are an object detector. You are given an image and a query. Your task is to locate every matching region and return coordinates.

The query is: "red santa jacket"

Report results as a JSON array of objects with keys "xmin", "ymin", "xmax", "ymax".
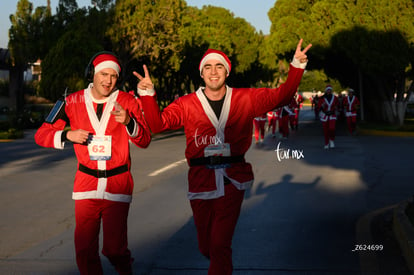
[
  {"xmin": 254, "ymin": 113, "xmax": 268, "ymax": 122},
  {"xmin": 343, "ymin": 95, "xmax": 360, "ymax": 117},
  {"xmin": 317, "ymin": 94, "xmax": 339, "ymax": 122},
  {"xmin": 293, "ymin": 93, "xmax": 304, "ymax": 110},
  {"xmin": 267, "ymin": 109, "xmax": 278, "ymax": 120},
  {"xmin": 288, "ymin": 96, "xmax": 299, "ymax": 113},
  {"xmin": 140, "ymin": 65, "xmax": 304, "ymax": 200},
  {"xmin": 35, "ymin": 85, "xmax": 151, "ymax": 203}
]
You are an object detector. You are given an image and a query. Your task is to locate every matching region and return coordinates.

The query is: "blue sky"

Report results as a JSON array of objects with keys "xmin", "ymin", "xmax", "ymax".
[{"xmin": 1, "ymin": 0, "xmax": 275, "ymax": 48}]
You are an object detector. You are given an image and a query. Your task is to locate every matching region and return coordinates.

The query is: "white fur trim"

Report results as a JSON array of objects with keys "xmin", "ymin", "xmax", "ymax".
[
  {"xmin": 54, "ymin": 130, "xmax": 65, "ymax": 149},
  {"xmin": 137, "ymin": 88, "xmax": 155, "ymax": 96},
  {"xmin": 72, "ymin": 191, "xmax": 132, "ymax": 202},
  {"xmin": 94, "ymin": 60, "xmax": 120, "ymax": 75},
  {"xmin": 199, "ymin": 53, "xmax": 230, "ymax": 76},
  {"xmin": 127, "ymin": 118, "xmax": 139, "ymax": 137},
  {"xmin": 291, "ymin": 56, "xmax": 307, "ymax": 69}
]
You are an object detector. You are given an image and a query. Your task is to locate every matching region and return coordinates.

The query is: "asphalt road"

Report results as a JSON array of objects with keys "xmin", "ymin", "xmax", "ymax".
[{"xmin": 0, "ymin": 106, "xmax": 413, "ymax": 274}]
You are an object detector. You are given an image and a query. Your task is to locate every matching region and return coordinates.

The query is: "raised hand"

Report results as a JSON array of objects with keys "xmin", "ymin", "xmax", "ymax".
[
  {"xmin": 133, "ymin": 65, "xmax": 154, "ymax": 91},
  {"xmin": 295, "ymin": 39, "xmax": 312, "ymax": 63}
]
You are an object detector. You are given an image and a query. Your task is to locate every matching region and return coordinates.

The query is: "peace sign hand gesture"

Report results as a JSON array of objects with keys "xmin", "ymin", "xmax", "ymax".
[
  {"xmin": 133, "ymin": 65, "xmax": 155, "ymax": 96},
  {"xmin": 294, "ymin": 38, "xmax": 312, "ymax": 63}
]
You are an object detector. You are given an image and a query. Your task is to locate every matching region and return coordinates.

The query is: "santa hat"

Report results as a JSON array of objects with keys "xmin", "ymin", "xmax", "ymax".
[
  {"xmin": 199, "ymin": 49, "xmax": 231, "ymax": 76},
  {"xmin": 93, "ymin": 53, "xmax": 121, "ymax": 76},
  {"xmin": 325, "ymin": 85, "xmax": 333, "ymax": 92}
]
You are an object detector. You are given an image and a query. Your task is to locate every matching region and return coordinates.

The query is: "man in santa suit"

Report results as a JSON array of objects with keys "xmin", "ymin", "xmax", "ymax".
[
  {"xmin": 279, "ymin": 105, "xmax": 293, "ymax": 139},
  {"xmin": 317, "ymin": 84, "xmax": 339, "ymax": 149},
  {"xmin": 253, "ymin": 113, "xmax": 267, "ymax": 144},
  {"xmin": 35, "ymin": 52, "xmax": 151, "ymax": 274},
  {"xmin": 267, "ymin": 109, "xmax": 278, "ymax": 138},
  {"xmin": 290, "ymin": 91, "xmax": 304, "ymax": 130},
  {"xmin": 134, "ymin": 39, "xmax": 311, "ymax": 274},
  {"xmin": 343, "ymin": 88, "xmax": 360, "ymax": 135}
]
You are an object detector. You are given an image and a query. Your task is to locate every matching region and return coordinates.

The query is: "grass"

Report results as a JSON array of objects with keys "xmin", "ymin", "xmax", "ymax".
[
  {"xmin": 356, "ymin": 118, "xmax": 414, "ymax": 137},
  {"xmin": 0, "ymin": 128, "xmax": 24, "ymax": 140},
  {"xmin": 358, "ymin": 117, "xmax": 414, "ymax": 131}
]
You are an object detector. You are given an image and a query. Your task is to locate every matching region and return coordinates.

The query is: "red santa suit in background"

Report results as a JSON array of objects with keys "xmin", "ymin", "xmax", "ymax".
[
  {"xmin": 278, "ymin": 105, "xmax": 294, "ymax": 139},
  {"xmin": 267, "ymin": 109, "xmax": 278, "ymax": 137},
  {"xmin": 288, "ymin": 94, "xmax": 298, "ymax": 131},
  {"xmin": 342, "ymin": 88, "xmax": 360, "ymax": 135},
  {"xmin": 136, "ymin": 46, "xmax": 309, "ymax": 274},
  {"xmin": 253, "ymin": 113, "xmax": 267, "ymax": 144},
  {"xmin": 317, "ymin": 84, "xmax": 339, "ymax": 149},
  {"xmin": 291, "ymin": 92, "xmax": 303, "ymax": 130},
  {"xmin": 313, "ymin": 92, "xmax": 322, "ymax": 120},
  {"xmin": 35, "ymin": 53, "xmax": 151, "ymax": 274}
]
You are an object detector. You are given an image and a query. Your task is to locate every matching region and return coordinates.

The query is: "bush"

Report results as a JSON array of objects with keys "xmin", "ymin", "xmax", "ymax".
[
  {"xmin": 0, "ymin": 128, "xmax": 23, "ymax": 139},
  {"xmin": 0, "ymin": 80, "xmax": 8, "ymax": 97}
]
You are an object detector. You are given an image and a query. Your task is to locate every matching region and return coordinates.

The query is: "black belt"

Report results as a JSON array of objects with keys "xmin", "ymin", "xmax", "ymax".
[
  {"xmin": 189, "ymin": 155, "xmax": 245, "ymax": 167},
  {"xmin": 78, "ymin": 163, "xmax": 129, "ymax": 178}
]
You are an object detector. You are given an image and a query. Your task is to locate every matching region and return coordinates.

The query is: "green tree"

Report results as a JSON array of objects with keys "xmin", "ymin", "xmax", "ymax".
[
  {"xmin": 40, "ymin": 5, "xmax": 114, "ymax": 100},
  {"xmin": 108, "ymin": 0, "xmax": 187, "ymax": 102},
  {"xmin": 267, "ymin": 0, "xmax": 414, "ymax": 124},
  {"xmin": 109, "ymin": 1, "xmax": 264, "ymax": 102},
  {"xmin": 261, "ymin": 0, "xmax": 314, "ymax": 87},
  {"xmin": 8, "ymin": 0, "xmax": 44, "ymax": 111},
  {"xmin": 183, "ymin": 5, "xmax": 263, "ymax": 88}
]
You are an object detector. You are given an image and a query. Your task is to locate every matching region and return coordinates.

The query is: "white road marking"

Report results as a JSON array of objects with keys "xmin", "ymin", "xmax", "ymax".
[{"xmin": 148, "ymin": 158, "xmax": 187, "ymax": 177}]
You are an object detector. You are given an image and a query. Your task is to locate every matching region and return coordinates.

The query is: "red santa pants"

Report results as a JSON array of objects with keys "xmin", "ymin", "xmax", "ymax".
[
  {"xmin": 190, "ymin": 184, "xmax": 245, "ymax": 275},
  {"xmin": 75, "ymin": 199, "xmax": 133, "ymax": 275},
  {"xmin": 279, "ymin": 115, "xmax": 289, "ymax": 138},
  {"xmin": 322, "ymin": 119, "xmax": 336, "ymax": 145},
  {"xmin": 290, "ymin": 109, "xmax": 299, "ymax": 129},
  {"xmin": 267, "ymin": 115, "xmax": 277, "ymax": 134},
  {"xmin": 253, "ymin": 119, "xmax": 266, "ymax": 142},
  {"xmin": 346, "ymin": 115, "xmax": 357, "ymax": 134}
]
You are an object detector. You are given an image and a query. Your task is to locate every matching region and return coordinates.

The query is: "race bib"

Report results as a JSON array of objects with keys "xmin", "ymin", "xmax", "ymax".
[
  {"xmin": 88, "ymin": 135, "xmax": 112, "ymax": 160},
  {"xmin": 204, "ymin": 143, "xmax": 231, "ymax": 169},
  {"xmin": 204, "ymin": 143, "xmax": 230, "ymax": 157}
]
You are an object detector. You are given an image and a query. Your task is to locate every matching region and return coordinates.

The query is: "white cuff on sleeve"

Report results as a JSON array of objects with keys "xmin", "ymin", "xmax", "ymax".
[
  {"xmin": 54, "ymin": 130, "xmax": 65, "ymax": 149},
  {"xmin": 137, "ymin": 88, "xmax": 155, "ymax": 96},
  {"xmin": 291, "ymin": 57, "xmax": 307, "ymax": 70},
  {"xmin": 127, "ymin": 118, "xmax": 139, "ymax": 138}
]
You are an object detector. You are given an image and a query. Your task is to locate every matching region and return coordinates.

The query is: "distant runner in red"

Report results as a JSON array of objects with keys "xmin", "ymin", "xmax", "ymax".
[
  {"xmin": 317, "ymin": 84, "xmax": 339, "ymax": 149},
  {"xmin": 278, "ymin": 105, "xmax": 293, "ymax": 139},
  {"xmin": 343, "ymin": 88, "xmax": 360, "ymax": 135},
  {"xmin": 290, "ymin": 91, "xmax": 303, "ymax": 130},
  {"xmin": 267, "ymin": 108, "xmax": 279, "ymax": 138},
  {"xmin": 253, "ymin": 114, "xmax": 267, "ymax": 144}
]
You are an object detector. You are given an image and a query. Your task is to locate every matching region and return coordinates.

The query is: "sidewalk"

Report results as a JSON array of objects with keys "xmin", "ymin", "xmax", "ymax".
[
  {"xmin": 308, "ymin": 109, "xmax": 414, "ymax": 275},
  {"xmin": 355, "ymin": 121, "xmax": 414, "ymax": 275}
]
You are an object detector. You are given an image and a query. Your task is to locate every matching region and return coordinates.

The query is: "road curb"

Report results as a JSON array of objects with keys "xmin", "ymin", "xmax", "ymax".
[
  {"xmin": 356, "ymin": 207, "xmax": 389, "ymax": 275},
  {"xmin": 393, "ymin": 199, "xmax": 414, "ymax": 275}
]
